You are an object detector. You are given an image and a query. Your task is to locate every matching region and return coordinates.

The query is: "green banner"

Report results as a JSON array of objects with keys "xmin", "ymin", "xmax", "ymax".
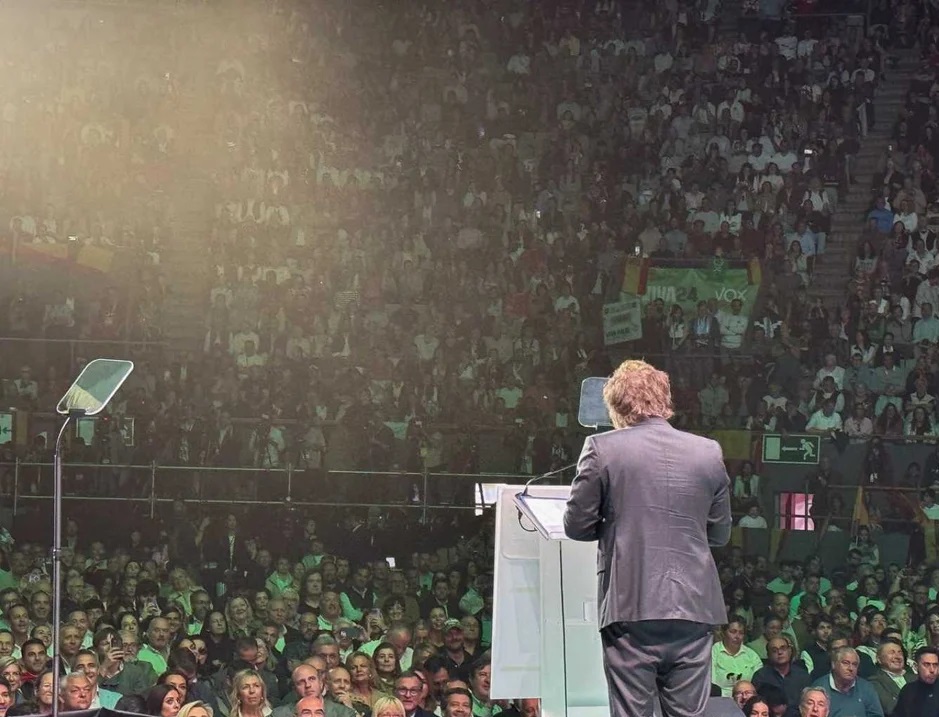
[{"xmin": 632, "ymin": 267, "xmax": 759, "ymax": 315}]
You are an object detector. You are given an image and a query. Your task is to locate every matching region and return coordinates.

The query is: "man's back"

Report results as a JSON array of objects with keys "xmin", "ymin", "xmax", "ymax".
[{"xmin": 564, "ymin": 417, "xmax": 731, "ymax": 628}]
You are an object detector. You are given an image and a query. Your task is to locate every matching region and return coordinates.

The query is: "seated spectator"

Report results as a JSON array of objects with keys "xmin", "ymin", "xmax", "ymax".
[
  {"xmin": 738, "ymin": 504, "xmax": 768, "ymax": 530},
  {"xmin": 712, "ymin": 618, "xmax": 764, "ymax": 697},
  {"xmin": 805, "ymin": 401, "xmax": 843, "ymax": 436}
]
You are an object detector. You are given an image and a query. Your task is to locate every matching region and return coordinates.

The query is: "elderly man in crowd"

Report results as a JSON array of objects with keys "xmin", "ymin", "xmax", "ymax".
[
  {"xmin": 867, "ymin": 639, "xmax": 914, "ymax": 716},
  {"xmin": 811, "ymin": 646, "xmax": 882, "ymax": 717},
  {"xmin": 800, "ymin": 688, "xmax": 830, "ymax": 717},
  {"xmin": 60, "ymin": 673, "xmax": 95, "ymax": 712},
  {"xmin": 272, "ymin": 663, "xmax": 356, "ymax": 717}
]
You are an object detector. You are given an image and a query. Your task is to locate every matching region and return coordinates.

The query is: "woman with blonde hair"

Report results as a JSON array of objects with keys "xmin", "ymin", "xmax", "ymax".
[
  {"xmin": 371, "ymin": 696, "xmax": 405, "ymax": 717},
  {"xmin": 177, "ymin": 701, "xmax": 214, "ymax": 717},
  {"xmin": 0, "ymin": 657, "xmax": 24, "ymax": 705},
  {"xmin": 347, "ymin": 651, "xmax": 383, "ymax": 706},
  {"xmin": 35, "ymin": 670, "xmax": 54, "ymax": 715},
  {"xmin": 228, "ymin": 669, "xmax": 271, "ymax": 717},
  {"xmin": 167, "ymin": 569, "xmax": 201, "ymax": 616},
  {"xmin": 225, "ymin": 596, "xmax": 254, "ymax": 639},
  {"xmin": 888, "ymin": 603, "xmax": 924, "ymax": 656}
]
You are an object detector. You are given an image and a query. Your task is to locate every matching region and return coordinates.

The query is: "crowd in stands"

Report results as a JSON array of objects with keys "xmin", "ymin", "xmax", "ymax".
[
  {"xmin": 0, "ymin": 4, "xmax": 171, "ymax": 349},
  {"xmin": 0, "ymin": 506, "xmax": 520, "ymax": 717},
  {"xmin": 708, "ymin": 545, "xmax": 939, "ymax": 716},
  {"xmin": 0, "ymin": 0, "xmax": 898, "ymax": 482},
  {"xmin": 4, "ymin": 0, "xmax": 939, "ymax": 716}
]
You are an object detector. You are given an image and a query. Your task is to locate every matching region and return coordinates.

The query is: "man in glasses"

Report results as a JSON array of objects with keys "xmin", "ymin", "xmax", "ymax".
[
  {"xmin": 754, "ymin": 637, "xmax": 812, "ymax": 711},
  {"xmin": 394, "ymin": 672, "xmax": 434, "ymax": 717}
]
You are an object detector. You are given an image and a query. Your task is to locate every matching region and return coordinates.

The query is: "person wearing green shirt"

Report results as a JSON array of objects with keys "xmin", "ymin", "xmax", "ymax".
[
  {"xmin": 711, "ymin": 617, "xmax": 765, "ymax": 697},
  {"xmin": 767, "ymin": 563, "xmax": 796, "ymax": 596},
  {"xmin": 136, "ymin": 617, "xmax": 171, "ymax": 676},
  {"xmin": 468, "ymin": 658, "xmax": 499, "ymax": 717},
  {"xmin": 791, "ymin": 576, "xmax": 829, "ymax": 620},
  {"xmin": 266, "ymin": 557, "xmax": 296, "ymax": 599},
  {"xmin": 301, "ymin": 538, "xmax": 325, "ymax": 570}
]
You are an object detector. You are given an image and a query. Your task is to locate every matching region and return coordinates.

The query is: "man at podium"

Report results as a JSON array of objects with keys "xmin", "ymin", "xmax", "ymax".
[{"xmin": 563, "ymin": 359, "xmax": 732, "ymax": 717}]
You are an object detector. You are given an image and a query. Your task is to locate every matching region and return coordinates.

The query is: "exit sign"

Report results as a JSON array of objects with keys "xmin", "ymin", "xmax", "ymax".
[{"xmin": 762, "ymin": 434, "xmax": 820, "ymax": 465}]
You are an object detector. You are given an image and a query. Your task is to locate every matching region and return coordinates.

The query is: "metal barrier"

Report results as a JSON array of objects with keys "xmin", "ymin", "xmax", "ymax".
[
  {"xmin": 0, "ymin": 461, "xmax": 561, "ymax": 518},
  {"xmin": 0, "ymin": 337, "xmax": 168, "ymax": 381}
]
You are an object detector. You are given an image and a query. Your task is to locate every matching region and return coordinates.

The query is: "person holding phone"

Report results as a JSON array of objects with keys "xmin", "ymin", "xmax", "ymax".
[
  {"xmin": 333, "ymin": 622, "xmax": 365, "ymax": 663},
  {"xmin": 94, "ymin": 628, "xmax": 153, "ymax": 697}
]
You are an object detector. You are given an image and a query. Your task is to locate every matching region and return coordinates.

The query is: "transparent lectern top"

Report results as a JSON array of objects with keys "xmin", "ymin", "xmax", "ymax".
[
  {"xmin": 56, "ymin": 359, "xmax": 135, "ymax": 416},
  {"xmin": 514, "ymin": 492, "xmax": 571, "ymax": 541},
  {"xmin": 578, "ymin": 377, "xmax": 612, "ymax": 429}
]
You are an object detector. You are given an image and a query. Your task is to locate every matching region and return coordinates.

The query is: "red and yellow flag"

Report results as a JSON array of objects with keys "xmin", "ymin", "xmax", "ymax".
[
  {"xmin": 622, "ymin": 256, "xmax": 650, "ymax": 296},
  {"xmin": 852, "ymin": 487, "xmax": 869, "ymax": 529}
]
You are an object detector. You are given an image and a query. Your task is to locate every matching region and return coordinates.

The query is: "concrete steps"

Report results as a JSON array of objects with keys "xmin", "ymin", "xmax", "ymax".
[
  {"xmin": 158, "ymin": 170, "xmax": 216, "ymax": 351},
  {"xmin": 808, "ymin": 51, "xmax": 919, "ymax": 309}
]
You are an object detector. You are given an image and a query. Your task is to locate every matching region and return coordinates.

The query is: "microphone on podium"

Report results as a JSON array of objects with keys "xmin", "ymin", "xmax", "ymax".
[{"xmin": 521, "ymin": 462, "xmax": 578, "ymax": 496}]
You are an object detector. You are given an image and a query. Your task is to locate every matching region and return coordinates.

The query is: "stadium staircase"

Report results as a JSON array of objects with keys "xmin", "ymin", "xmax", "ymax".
[
  {"xmin": 158, "ymin": 114, "xmax": 219, "ymax": 352},
  {"xmin": 810, "ymin": 51, "xmax": 919, "ymax": 308},
  {"xmin": 160, "ymin": 190, "xmax": 214, "ymax": 352}
]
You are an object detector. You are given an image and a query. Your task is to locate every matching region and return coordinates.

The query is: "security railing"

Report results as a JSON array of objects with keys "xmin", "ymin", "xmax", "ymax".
[
  {"xmin": 0, "ymin": 460, "xmax": 758, "ymax": 537},
  {"xmin": 0, "ymin": 337, "xmax": 168, "ymax": 382},
  {"xmin": 0, "ymin": 461, "xmax": 573, "ymax": 518}
]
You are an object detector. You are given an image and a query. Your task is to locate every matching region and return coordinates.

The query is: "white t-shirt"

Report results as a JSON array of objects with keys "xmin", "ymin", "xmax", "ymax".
[
  {"xmin": 806, "ymin": 410, "xmax": 843, "ymax": 432},
  {"xmin": 718, "ymin": 311, "xmax": 748, "ymax": 349}
]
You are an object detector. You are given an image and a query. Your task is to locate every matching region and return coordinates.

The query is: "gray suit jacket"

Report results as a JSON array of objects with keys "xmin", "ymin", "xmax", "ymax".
[
  {"xmin": 272, "ymin": 698, "xmax": 357, "ymax": 717},
  {"xmin": 563, "ymin": 417, "xmax": 732, "ymax": 629}
]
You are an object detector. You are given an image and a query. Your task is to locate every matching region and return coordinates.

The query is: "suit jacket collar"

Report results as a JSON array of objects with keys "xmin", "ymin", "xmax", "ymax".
[{"xmin": 622, "ymin": 417, "xmax": 671, "ymax": 430}]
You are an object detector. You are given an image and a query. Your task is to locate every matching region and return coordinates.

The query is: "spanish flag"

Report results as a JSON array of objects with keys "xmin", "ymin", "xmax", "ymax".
[
  {"xmin": 18, "ymin": 242, "xmax": 69, "ymax": 265},
  {"xmin": 622, "ymin": 256, "xmax": 650, "ymax": 296},
  {"xmin": 75, "ymin": 245, "xmax": 115, "ymax": 274}
]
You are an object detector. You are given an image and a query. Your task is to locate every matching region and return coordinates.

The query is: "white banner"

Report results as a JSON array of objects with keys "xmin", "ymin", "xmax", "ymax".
[{"xmin": 602, "ymin": 297, "xmax": 642, "ymax": 345}]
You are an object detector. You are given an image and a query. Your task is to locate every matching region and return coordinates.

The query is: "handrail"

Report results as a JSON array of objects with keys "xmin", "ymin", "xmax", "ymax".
[
  {"xmin": 725, "ymin": 430, "xmax": 939, "ymax": 444},
  {"xmin": 1, "ymin": 458, "xmax": 743, "ymax": 522},
  {"xmin": 0, "ymin": 337, "xmax": 167, "ymax": 347},
  {"xmin": 2, "ymin": 461, "xmax": 546, "ymax": 519}
]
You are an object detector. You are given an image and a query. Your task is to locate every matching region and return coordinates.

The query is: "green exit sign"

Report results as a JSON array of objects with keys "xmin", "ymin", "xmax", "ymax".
[{"xmin": 762, "ymin": 434, "xmax": 821, "ymax": 465}]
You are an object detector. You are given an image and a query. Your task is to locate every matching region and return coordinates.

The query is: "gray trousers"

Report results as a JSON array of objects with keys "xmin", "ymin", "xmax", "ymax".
[{"xmin": 600, "ymin": 619, "xmax": 713, "ymax": 717}]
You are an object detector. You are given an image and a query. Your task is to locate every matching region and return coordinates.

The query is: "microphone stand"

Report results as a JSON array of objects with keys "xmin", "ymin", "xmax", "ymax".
[{"xmin": 521, "ymin": 461, "xmax": 578, "ymax": 496}]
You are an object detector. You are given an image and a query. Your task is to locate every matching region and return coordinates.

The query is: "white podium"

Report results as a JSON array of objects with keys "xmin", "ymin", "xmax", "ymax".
[{"xmin": 491, "ymin": 484, "xmax": 610, "ymax": 717}]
